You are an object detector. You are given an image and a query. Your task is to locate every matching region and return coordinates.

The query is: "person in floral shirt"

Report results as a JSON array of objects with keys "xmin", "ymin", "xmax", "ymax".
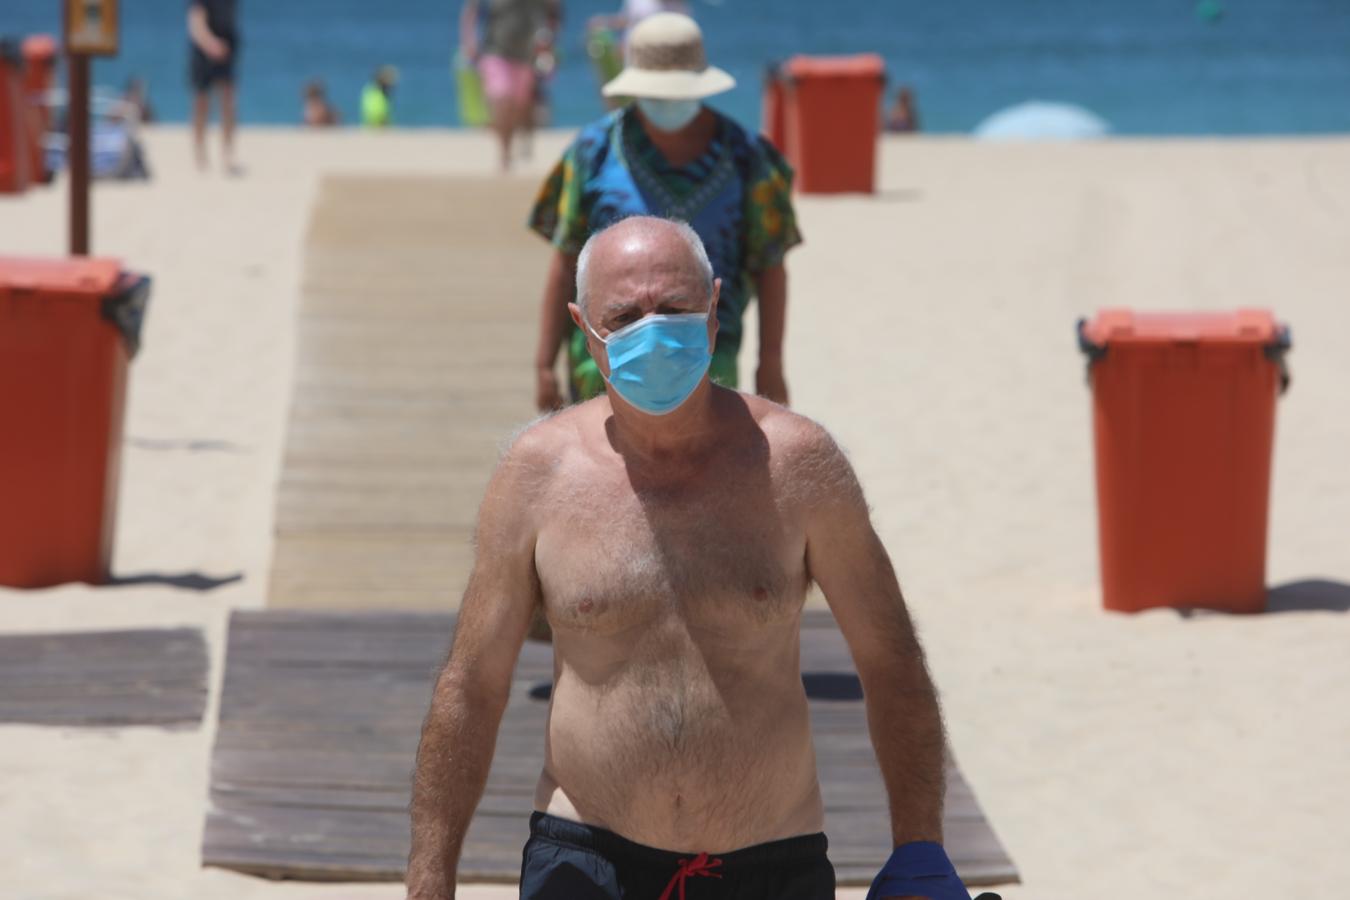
[{"xmin": 528, "ymin": 12, "xmax": 801, "ymax": 409}]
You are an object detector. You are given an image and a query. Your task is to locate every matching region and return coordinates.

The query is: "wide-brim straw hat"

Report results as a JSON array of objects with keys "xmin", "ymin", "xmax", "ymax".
[{"xmin": 601, "ymin": 13, "xmax": 736, "ymax": 100}]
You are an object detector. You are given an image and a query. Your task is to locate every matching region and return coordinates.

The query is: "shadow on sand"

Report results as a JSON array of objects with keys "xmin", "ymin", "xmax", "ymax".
[
  {"xmin": 1175, "ymin": 578, "xmax": 1350, "ymax": 618},
  {"xmin": 800, "ymin": 671, "xmax": 865, "ymax": 701},
  {"xmin": 528, "ymin": 671, "xmax": 865, "ymax": 703},
  {"xmin": 108, "ymin": 572, "xmax": 244, "ymax": 592},
  {"xmin": 1265, "ymin": 578, "xmax": 1350, "ymax": 613}
]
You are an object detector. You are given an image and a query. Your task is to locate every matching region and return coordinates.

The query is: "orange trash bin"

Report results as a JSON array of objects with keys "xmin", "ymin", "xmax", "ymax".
[
  {"xmin": 21, "ymin": 35, "xmax": 57, "ymax": 185},
  {"xmin": 0, "ymin": 257, "xmax": 152, "ymax": 588},
  {"xmin": 782, "ymin": 54, "xmax": 886, "ymax": 194},
  {"xmin": 0, "ymin": 38, "xmax": 32, "ymax": 195},
  {"xmin": 1078, "ymin": 309, "xmax": 1291, "ymax": 614}
]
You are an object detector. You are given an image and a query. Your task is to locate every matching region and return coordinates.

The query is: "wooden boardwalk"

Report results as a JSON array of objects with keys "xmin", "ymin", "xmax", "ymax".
[
  {"xmin": 0, "ymin": 628, "xmax": 207, "ymax": 727},
  {"xmin": 202, "ymin": 609, "xmax": 1018, "ymax": 887},
  {"xmin": 269, "ymin": 175, "xmax": 547, "ymax": 610}
]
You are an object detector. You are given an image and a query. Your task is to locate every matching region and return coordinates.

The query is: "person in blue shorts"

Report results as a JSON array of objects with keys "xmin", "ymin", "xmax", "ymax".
[{"xmin": 186, "ymin": 0, "xmax": 239, "ymax": 172}]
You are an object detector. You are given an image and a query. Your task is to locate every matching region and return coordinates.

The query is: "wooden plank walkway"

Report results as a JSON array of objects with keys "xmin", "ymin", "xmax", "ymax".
[
  {"xmin": 0, "ymin": 628, "xmax": 208, "ymax": 727},
  {"xmin": 202, "ymin": 609, "xmax": 1018, "ymax": 887},
  {"xmin": 269, "ymin": 175, "xmax": 547, "ymax": 611}
]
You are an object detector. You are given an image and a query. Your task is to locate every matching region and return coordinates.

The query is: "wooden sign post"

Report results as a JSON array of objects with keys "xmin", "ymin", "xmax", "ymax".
[{"xmin": 64, "ymin": 0, "xmax": 119, "ymax": 256}]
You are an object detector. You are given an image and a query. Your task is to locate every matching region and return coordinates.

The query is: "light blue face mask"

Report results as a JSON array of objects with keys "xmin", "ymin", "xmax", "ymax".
[
  {"xmin": 588, "ymin": 312, "xmax": 712, "ymax": 415},
  {"xmin": 637, "ymin": 98, "xmax": 702, "ymax": 132}
]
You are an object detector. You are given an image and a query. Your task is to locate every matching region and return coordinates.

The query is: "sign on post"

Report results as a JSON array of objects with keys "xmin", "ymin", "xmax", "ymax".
[
  {"xmin": 64, "ymin": 0, "xmax": 119, "ymax": 254},
  {"xmin": 65, "ymin": 0, "xmax": 120, "ymax": 57}
]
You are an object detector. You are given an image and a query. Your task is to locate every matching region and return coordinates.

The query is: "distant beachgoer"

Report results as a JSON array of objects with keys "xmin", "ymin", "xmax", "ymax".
[
  {"xmin": 523, "ymin": 25, "xmax": 560, "ymax": 159},
  {"xmin": 460, "ymin": 0, "xmax": 561, "ymax": 171},
  {"xmin": 187, "ymin": 0, "xmax": 240, "ymax": 171},
  {"xmin": 587, "ymin": 0, "xmax": 690, "ymax": 39},
  {"xmin": 529, "ymin": 13, "xmax": 801, "ymax": 410},
  {"xmin": 360, "ymin": 66, "xmax": 398, "ymax": 128},
  {"xmin": 303, "ymin": 80, "xmax": 340, "ymax": 127},
  {"xmin": 885, "ymin": 86, "xmax": 920, "ymax": 134},
  {"xmin": 585, "ymin": 0, "xmax": 686, "ymax": 108},
  {"xmin": 122, "ymin": 77, "xmax": 155, "ymax": 125}
]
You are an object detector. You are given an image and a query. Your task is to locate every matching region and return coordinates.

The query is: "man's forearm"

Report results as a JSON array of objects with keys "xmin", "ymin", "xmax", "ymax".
[
  {"xmin": 407, "ymin": 672, "xmax": 508, "ymax": 899},
  {"xmin": 459, "ymin": 1, "xmax": 479, "ymax": 56},
  {"xmin": 187, "ymin": 8, "xmax": 221, "ymax": 54},
  {"xmin": 861, "ymin": 662, "xmax": 947, "ymax": 847}
]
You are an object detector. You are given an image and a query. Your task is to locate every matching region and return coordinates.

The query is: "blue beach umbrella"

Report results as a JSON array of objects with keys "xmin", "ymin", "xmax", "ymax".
[{"xmin": 974, "ymin": 101, "xmax": 1111, "ymax": 141}]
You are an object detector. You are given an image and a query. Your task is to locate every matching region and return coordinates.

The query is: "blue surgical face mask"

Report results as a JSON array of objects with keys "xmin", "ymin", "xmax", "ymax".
[
  {"xmin": 637, "ymin": 98, "xmax": 702, "ymax": 132},
  {"xmin": 587, "ymin": 312, "xmax": 712, "ymax": 415}
]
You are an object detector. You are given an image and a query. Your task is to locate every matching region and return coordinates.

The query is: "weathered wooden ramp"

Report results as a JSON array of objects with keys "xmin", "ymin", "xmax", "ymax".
[
  {"xmin": 0, "ymin": 628, "xmax": 207, "ymax": 727},
  {"xmin": 202, "ymin": 609, "xmax": 1018, "ymax": 887},
  {"xmin": 269, "ymin": 175, "xmax": 547, "ymax": 610}
]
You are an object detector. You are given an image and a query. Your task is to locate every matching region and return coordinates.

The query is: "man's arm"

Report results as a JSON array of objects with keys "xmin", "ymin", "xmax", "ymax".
[
  {"xmin": 533, "ymin": 250, "xmax": 577, "ymax": 412},
  {"xmin": 406, "ymin": 439, "xmax": 544, "ymax": 899},
  {"xmin": 187, "ymin": 4, "xmax": 229, "ymax": 60},
  {"xmin": 459, "ymin": 0, "xmax": 481, "ymax": 60},
  {"xmin": 799, "ymin": 426, "xmax": 945, "ymax": 847},
  {"xmin": 753, "ymin": 263, "xmax": 789, "ymax": 405}
]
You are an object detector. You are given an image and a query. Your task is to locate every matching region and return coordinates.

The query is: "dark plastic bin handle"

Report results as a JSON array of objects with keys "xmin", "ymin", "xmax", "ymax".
[
  {"xmin": 1076, "ymin": 318, "xmax": 1106, "ymax": 385},
  {"xmin": 1265, "ymin": 325, "xmax": 1292, "ymax": 395},
  {"xmin": 101, "ymin": 274, "xmax": 152, "ymax": 359}
]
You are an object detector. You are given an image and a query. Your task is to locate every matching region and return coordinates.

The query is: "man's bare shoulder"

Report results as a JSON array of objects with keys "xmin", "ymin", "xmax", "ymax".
[
  {"xmin": 496, "ymin": 398, "xmax": 611, "ymax": 479},
  {"xmin": 479, "ymin": 402, "xmax": 604, "ymax": 533},
  {"xmin": 733, "ymin": 394, "xmax": 859, "ymax": 498},
  {"xmin": 735, "ymin": 395, "xmax": 840, "ymax": 462}
]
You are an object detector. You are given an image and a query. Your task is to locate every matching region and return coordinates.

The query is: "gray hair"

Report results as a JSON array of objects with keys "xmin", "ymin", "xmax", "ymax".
[{"xmin": 575, "ymin": 217, "xmax": 714, "ymax": 318}]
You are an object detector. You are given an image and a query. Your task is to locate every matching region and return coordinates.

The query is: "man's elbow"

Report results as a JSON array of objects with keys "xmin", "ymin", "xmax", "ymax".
[
  {"xmin": 434, "ymin": 662, "xmax": 512, "ymax": 718},
  {"xmin": 854, "ymin": 647, "xmax": 938, "ymax": 701}
]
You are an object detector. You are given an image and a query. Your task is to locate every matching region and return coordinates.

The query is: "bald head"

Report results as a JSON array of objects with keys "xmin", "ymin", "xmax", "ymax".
[{"xmin": 575, "ymin": 217, "xmax": 714, "ymax": 326}]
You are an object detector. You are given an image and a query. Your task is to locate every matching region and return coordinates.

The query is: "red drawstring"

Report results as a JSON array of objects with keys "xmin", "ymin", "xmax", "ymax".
[{"xmin": 656, "ymin": 851, "xmax": 723, "ymax": 900}]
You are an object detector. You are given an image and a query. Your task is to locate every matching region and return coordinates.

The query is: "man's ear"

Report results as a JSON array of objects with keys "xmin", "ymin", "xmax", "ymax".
[
  {"xmin": 571, "ymin": 302, "xmax": 609, "ymax": 377},
  {"xmin": 707, "ymin": 279, "xmax": 721, "ymax": 345}
]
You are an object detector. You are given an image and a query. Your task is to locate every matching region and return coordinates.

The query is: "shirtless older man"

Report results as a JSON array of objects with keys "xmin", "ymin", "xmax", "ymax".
[{"xmin": 407, "ymin": 217, "xmax": 983, "ymax": 900}]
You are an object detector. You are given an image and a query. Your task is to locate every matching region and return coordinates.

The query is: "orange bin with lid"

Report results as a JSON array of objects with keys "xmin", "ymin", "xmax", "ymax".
[
  {"xmin": 0, "ymin": 38, "xmax": 31, "ymax": 194},
  {"xmin": 1078, "ymin": 309, "xmax": 1291, "ymax": 614},
  {"xmin": 781, "ymin": 54, "xmax": 886, "ymax": 194},
  {"xmin": 0, "ymin": 257, "xmax": 152, "ymax": 588},
  {"xmin": 21, "ymin": 35, "xmax": 57, "ymax": 185}
]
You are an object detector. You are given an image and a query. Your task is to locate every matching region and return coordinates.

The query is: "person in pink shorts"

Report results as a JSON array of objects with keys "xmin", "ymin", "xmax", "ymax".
[{"xmin": 461, "ymin": 0, "xmax": 561, "ymax": 171}]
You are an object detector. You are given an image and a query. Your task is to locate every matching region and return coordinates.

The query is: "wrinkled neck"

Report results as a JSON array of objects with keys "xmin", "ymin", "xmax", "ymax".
[{"xmin": 606, "ymin": 379, "xmax": 718, "ymax": 464}]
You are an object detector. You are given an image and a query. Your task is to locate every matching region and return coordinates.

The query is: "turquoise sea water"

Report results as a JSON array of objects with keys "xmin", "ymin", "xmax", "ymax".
[{"xmin": 5, "ymin": 0, "xmax": 1350, "ymax": 134}]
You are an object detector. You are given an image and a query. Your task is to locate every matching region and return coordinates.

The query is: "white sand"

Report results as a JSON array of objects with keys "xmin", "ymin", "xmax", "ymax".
[{"xmin": 1, "ymin": 128, "xmax": 1348, "ymax": 899}]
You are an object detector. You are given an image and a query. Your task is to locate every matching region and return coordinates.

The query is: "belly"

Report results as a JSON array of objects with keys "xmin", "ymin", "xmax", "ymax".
[{"xmin": 536, "ymin": 637, "xmax": 824, "ymax": 852}]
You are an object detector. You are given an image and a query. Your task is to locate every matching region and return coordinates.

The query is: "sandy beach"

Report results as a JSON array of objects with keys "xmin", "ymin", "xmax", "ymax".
[{"xmin": 1, "ymin": 127, "xmax": 1348, "ymax": 899}]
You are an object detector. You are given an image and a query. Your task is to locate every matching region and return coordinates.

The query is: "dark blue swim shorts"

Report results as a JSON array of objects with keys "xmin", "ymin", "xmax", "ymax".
[{"xmin": 520, "ymin": 812, "xmax": 835, "ymax": 900}]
